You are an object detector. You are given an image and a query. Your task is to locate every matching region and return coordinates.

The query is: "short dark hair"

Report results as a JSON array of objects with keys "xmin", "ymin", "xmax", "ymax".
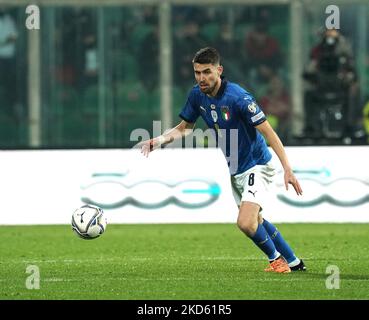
[{"xmin": 192, "ymin": 47, "xmax": 221, "ymax": 65}]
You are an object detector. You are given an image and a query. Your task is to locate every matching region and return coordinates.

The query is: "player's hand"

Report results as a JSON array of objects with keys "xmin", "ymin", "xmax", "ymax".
[
  {"xmin": 284, "ymin": 169, "xmax": 303, "ymax": 196},
  {"xmin": 138, "ymin": 138, "xmax": 159, "ymax": 157}
]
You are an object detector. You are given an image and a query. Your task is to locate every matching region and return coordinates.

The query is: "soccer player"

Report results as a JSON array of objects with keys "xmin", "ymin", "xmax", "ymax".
[{"xmin": 139, "ymin": 47, "xmax": 306, "ymax": 273}]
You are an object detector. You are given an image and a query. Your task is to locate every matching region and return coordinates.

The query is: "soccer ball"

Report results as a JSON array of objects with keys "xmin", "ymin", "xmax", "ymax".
[{"xmin": 71, "ymin": 204, "xmax": 107, "ymax": 240}]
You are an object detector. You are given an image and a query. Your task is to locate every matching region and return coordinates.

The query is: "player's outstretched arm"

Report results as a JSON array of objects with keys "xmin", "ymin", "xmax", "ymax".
[
  {"xmin": 255, "ymin": 120, "xmax": 303, "ymax": 196},
  {"xmin": 139, "ymin": 120, "xmax": 195, "ymax": 157}
]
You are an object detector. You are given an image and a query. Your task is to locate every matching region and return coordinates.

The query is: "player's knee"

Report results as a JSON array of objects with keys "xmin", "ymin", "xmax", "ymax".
[{"xmin": 237, "ymin": 217, "xmax": 258, "ymax": 237}]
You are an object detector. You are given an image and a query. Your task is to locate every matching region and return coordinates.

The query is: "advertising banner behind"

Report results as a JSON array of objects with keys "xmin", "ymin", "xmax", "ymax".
[{"xmin": 0, "ymin": 146, "xmax": 368, "ymax": 225}]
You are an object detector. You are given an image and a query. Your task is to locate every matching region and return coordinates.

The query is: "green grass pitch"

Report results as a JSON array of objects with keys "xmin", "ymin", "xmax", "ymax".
[{"xmin": 1, "ymin": 223, "xmax": 369, "ymax": 300}]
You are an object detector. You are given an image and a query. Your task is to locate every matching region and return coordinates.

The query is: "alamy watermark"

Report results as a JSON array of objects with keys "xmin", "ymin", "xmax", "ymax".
[
  {"xmin": 130, "ymin": 121, "xmax": 239, "ymax": 174},
  {"xmin": 25, "ymin": 265, "xmax": 40, "ymax": 289},
  {"xmin": 325, "ymin": 265, "xmax": 340, "ymax": 289},
  {"xmin": 25, "ymin": 5, "xmax": 40, "ymax": 30},
  {"xmin": 23, "ymin": 5, "xmax": 339, "ymax": 34},
  {"xmin": 325, "ymin": 5, "xmax": 340, "ymax": 30}
]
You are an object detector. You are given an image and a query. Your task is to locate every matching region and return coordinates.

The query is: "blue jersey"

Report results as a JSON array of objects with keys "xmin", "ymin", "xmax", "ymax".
[{"xmin": 179, "ymin": 78, "xmax": 272, "ymax": 175}]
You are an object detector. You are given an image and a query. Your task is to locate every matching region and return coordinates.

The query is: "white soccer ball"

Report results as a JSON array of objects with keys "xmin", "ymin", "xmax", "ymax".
[{"xmin": 71, "ymin": 204, "xmax": 107, "ymax": 240}]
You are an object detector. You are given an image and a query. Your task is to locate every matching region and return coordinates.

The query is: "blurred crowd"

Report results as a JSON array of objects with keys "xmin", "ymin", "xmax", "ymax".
[
  {"xmin": 0, "ymin": 8, "xmax": 19, "ymax": 119},
  {"xmin": 303, "ymin": 28, "xmax": 362, "ymax": 142},
  {"xmin": 0, "ymin": 5, "xmax": 368, "ymax": 147}
]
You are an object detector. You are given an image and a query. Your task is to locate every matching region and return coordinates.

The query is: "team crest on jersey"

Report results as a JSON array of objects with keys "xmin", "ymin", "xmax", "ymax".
[
  {"xmin": 220, "ymin": 106, "xmax": 231, "ymax": 121},
  {"xmin": 247, "ymin": 102, "xmax": 257, "ymax": 114},
  {"xmin": 211, "ymin": 110, "xmax": 218, "ymax": 122}
]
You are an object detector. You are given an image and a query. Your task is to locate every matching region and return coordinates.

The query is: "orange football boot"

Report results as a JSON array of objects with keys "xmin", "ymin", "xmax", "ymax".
[{"xmin": 264, "ymin": 257, "xmax": 291, "ymax": 273}]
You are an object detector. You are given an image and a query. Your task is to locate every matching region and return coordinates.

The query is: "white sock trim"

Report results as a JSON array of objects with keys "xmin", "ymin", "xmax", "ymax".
[
  {"xmin": 269, "ymin": 251, "xmax": 281, "ymax": 262},
  {"xmin": 288, "ymin": 257, "xmax": 301, "ymax": 268}
]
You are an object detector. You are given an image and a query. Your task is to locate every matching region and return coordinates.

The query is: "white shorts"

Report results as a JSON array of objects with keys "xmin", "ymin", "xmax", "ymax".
[{"xmin": 230, "ymin": 161, "xmax": 275, "ymax": 210}]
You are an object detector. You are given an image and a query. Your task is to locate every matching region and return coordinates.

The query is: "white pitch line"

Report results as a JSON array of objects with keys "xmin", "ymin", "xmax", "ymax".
[
  {"xmin": 15, "ymin": 257, "xmax": 266, "ymax": 264},
  {"xmin": 43, "ymin": 278, "xmax": 73, "ymax": 282},
  {"xmin": 5, "ymin": 277, "xmax": 369, "ymax": 283},
  {"xmin": 4, "ymin": 257, "xmax": 323, "ymax": 264}
]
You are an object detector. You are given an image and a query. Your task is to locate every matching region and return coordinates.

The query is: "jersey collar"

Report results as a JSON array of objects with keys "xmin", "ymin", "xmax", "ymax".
[{"xmin": 214, "ymin": 76, "xmax": 227, "ymax": 99}]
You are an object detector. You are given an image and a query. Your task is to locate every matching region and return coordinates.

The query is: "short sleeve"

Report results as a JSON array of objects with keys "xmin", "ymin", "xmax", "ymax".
[
  {"xmin": 238, "ymin": 96, "xmax": 267, "ymax": 126},
  {"xmin": 179, "ymin": 89, "xmax": 200, "ymax": 123}
]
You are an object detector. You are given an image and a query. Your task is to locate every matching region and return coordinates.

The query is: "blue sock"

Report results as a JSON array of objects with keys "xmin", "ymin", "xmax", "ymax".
[
  {"xmin": 249, "ymin": 224, "xmax": 279, "ymax": 261},
  {"xmin": 262, "ymin": 219, "xmax": 297, "ymax": 264}
]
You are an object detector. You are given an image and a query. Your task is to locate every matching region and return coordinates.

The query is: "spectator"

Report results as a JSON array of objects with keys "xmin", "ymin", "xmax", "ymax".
[
  {"xmin": 212, "ymin": 23, "xmax": 243, "ymax": 83},
  {"xmin": 77, "ymin": 9, "xmax": 98, "ymax": 89},
  {"xmin": 139, "ymin": 26, "xmax": 159, "ymax": 91},
  {"xmin": 259, "ymin": 65, "xmax": 291, "ymax": 141},
  {"xmin": 56, "ymin": 8, "xmax": 97, "ymax": 90},
  {"xmin": 303, "ymin": 29, "xmax": 358, "ymax": 139},
  {"xmin": 0, "ymin": 8, "xmax": 18, "ymax": 117},
  {"xmin": 138, "ymin": 13, "xmax": 159, "ymax": 92},
  {"xmin": 243, "ymin": 12, "xmax": 282, "ymax": 84},
  {"xmin": 173, "ymin": 20, "xmax": 206, "ymax": 89}
]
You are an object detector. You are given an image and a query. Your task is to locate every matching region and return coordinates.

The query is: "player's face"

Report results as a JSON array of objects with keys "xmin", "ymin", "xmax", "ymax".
[{"xmin": 193, "ymin": 63, "xmax": 223, "ymax": 96}]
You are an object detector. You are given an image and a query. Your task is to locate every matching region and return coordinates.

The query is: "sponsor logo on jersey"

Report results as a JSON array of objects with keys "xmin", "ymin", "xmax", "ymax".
[
  {"xmin": 211, "ymin": 110, "xmax": 218, "ymax": 122},
  {"xmin": 248, "ymin": 102, "xmax": 257, "ymax": 114},
  {"xmin": 221, "ymin": 106, "xmax": 231, "ymax": 121}
]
